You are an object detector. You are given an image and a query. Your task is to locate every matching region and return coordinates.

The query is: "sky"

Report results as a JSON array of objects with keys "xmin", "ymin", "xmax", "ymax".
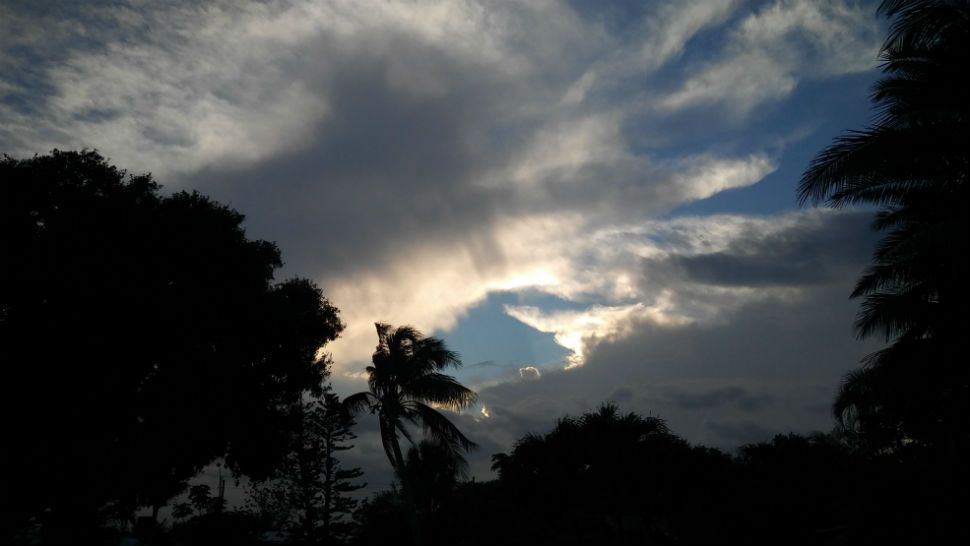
[{"xmin": 1, "ymin": 0, "xmax": 888, "ymax": 490}]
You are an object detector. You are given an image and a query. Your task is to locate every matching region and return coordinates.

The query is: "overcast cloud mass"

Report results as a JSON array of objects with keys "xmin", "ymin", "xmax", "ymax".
[{"xmin": 1, "ymin": 0, "xmax": 885, "ymax": 489}]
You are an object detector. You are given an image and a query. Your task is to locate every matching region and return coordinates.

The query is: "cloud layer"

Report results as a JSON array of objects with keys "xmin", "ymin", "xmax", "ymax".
[
  {"xmin": 2, "ymin": 0, "xmax": 884, "ymax": 487},
  {"xmin": 446, "ymin": 210, "xmax": 883, "ymax": 480}
]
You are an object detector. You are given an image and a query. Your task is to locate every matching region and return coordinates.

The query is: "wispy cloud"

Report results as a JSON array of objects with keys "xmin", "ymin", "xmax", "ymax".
[{"xmin": 657, "ymin": 0, "xmax": 880, "ymax": 116}]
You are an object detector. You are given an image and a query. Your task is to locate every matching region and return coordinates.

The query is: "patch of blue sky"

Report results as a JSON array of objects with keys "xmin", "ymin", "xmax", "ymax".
[
  {"xmin": 433, "ymin": 291, "xmax": 572, "ymax": 385},
  {"xmin": 664, "ymin": 71, "xmax": 880, "ymax": 217}
]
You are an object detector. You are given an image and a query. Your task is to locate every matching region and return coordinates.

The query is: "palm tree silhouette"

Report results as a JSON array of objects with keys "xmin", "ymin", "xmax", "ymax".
[
  {"xmin": 799, "ymin": 0, "xmax": 969, "ymax": 451},
  {"xmin": 345, "ymin": 323, "xmax": 477, "ymax": 544},
  {"xmin": 404, "ymin": 439, "xmax": 468, "ymax": 519}
]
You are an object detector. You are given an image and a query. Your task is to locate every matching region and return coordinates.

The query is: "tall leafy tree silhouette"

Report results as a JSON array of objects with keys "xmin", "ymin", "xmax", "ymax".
[
  {"xmin": 345, "ymin": 323, "xmax": 476, "ymax": 545},
  {"xmin": 798, "ymin": 0, "xmax": 970, "ymax": 452},
  {"xmin": 317, "ymin": 392, "xmax": 367, "ymax": 544},
  {"xmin": 248, "ymin": 389, "xmax": 365, "ymax": 545},
  {"xmin": 0, "ymin": 150, "xmax": 343, "ymax": 542}
]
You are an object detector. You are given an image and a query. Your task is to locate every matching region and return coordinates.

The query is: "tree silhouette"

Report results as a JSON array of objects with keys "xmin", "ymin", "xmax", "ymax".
[
  {"xmin": 318, "ymin": 392, "xmax": 367, "ymax": 544},
  {"xmin": 248, "ymin": 389, "xmax": 365, "ymax": 545},
  {"xmin": 353, "ymin": 402, "xmax": 961, "ymax": 544},
  {"xmin": 488, "ymin": 404, "xmax": 739, "ymax": 544},
  {"xmin": 798, "ymin": 0, "xmax": 970, "ymax": 452},
  {"xmin": 0, "ymin": 150, "xmax": 343, "ymax": 542},
  {"xmin": 404, "ymin": 439, "xmax": 467, "ymax": 519},
  {"xmin": 345, "ymin": 323, "xmax": 476, "ymax": 545}
]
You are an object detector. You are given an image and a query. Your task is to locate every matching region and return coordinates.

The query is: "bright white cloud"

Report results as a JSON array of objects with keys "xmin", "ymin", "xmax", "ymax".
[{"xmin": 506, "ymin": 298, "xmax": 691, "ymax": 369}]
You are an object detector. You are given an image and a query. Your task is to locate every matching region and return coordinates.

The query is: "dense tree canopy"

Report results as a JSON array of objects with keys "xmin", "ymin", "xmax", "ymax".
[
  {"xmin": 0, "ymin": 150, "xmax": 343, "ymax": 542},
  {"xmin": 489, "ymin": 404, "xmax": 734, "ymax": 544}
]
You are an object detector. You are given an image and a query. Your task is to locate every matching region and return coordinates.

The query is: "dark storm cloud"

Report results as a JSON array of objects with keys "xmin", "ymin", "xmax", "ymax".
[
  {"xmin": 181, "ymin": 35, "xmax": 511, "ymax": 280},
  {"xmin": 665, "ymin": 386, "xmax": 774, "ymax": 412},
  {"xmin": 609, "ymin": 387, "xmax": 635, "ymax": 402},
  {"xmin": 644, "ymin": 211, "xmax": 876, "ymax": 288}
]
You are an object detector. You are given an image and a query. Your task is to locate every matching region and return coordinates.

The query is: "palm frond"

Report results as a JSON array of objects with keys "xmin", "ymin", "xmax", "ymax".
[
  {"xmin": 855, "ymin": 288, "xmax": 937, "ymax": 340},
  {"xmin": 411, "ymin": 337, "xmax": 462, "ymax": 371},
  {"xmin": 404, "ymin": 401, "xmax": 477, "ymax": 453},
  {"xmin": 833, "ymin": 367, "xmax": 874, "ymax": 429},
  {"xmin": 343, "ymin": 391, "xmax": 377, "ymax": 415},
  {"xmin": 402, "ymin": 372, "xmax": 477, "ymax": 411},
  {"xmin": 799, "ymin": 124, "xmax": 963, "ymax": 207},
  {"xmin": 879, "ymin": 0, "xmax": 970, "ymax": 54},
  {"xmin": 395, "ymin": 418, "xmax": 417, "ymax": 447},
  {"xmin": 851, "ymin": 263, "xmax": 923, "ymax": 298}
]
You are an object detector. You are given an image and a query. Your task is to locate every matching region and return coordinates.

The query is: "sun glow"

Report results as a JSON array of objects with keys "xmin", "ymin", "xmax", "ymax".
[{"xmin": 493, "ymin": 270, "xmax": 558, "ymax": 291}]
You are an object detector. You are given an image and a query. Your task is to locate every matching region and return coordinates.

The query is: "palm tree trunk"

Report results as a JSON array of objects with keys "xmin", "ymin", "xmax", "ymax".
[{"xmin": 384, "ymin": 418, "xmax": 423, "ymax": 546}]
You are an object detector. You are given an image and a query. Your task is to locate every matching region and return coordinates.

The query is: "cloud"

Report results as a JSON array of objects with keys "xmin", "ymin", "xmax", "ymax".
[
  {"xmin": 657, "ymin": 0, "xmax": 880, "ymax": 116},
  {"xmin": 652, "ymin": 211, "xmax": 875, "ymax": 287},
  {"xmin": 506, "ymin": 300, "xmax": 691, "ymax": 368},
  {"xmin": 472, "ymin": 279, "xmax": 881, "ymax": 459},
  {"xmin": 498, "ymin": 209, "xmax": 875, "ymax": 368},
  {"xmin": 431, "ymin": 209, "xmax": 884, "ymax": 476},
  {"xmin": 562, "ymin": 0, "xmax": 740, "ymax": 105},
  {"xmin": 1, "ymin": 0, "xmax": 888, "ymax": 490},
  {"xmin": 1, "ymin": 0, "xmax": 880, "ymax": 375},
  {"xmin": 665, "ymin": 386, "xmax": 774, "ymax": 412},
  {"xmin": 609, "ymin": 387, "xmax": 635, "ymax": 402}
]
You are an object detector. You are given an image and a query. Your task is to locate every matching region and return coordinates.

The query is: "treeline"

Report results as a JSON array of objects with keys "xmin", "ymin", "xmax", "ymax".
[
  {"xmin": 354, "ymin": 404, "xmax": 966, "ymax": 545},
  {"xmin": 0, "ymin": 149, "xmax": 350, "ymax": 545}
]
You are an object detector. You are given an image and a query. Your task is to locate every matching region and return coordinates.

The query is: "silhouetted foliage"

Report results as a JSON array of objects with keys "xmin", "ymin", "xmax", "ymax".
[
  {"xmin": 350, "ymin": 440, "xmax": 467, "ymax": 546},
  {"xmin": 355, "ymin": 403, "xmax": 965, "ymax": 545},
  {"xmin": 799, "ymin": 0, "xmax": 970, "ymax": 454},
  {"xmin": 317, "ymin": 393, "xmax": 367, "ymax": 544},
  {"xmin": 490, "ymin": 403, "xmax": 734, "ymax": 545},
  {"xmin": 166, "ymin": 510, "xmax": 264, "ymax": 546},
  {"xmin": 248, "ymin": 389, "xmax": 366, "ymax": 545},
  {"xmin": 344, "ymin": 323, "xmax": 477, "ymax": 545},
  {"xmin": 0, "ymin": 150, "xmax": 343, "ymax": 543},
  {"xmin": 404, "ymin": 439, "xmax": 466, "ymax": 520},
  {"xmin": 186, "ymin": 484, "xmax": 225, "ymax": 517},
  {"xmin": 351, "ymin": 490, "xmax": 407, "ymax": 546}
]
